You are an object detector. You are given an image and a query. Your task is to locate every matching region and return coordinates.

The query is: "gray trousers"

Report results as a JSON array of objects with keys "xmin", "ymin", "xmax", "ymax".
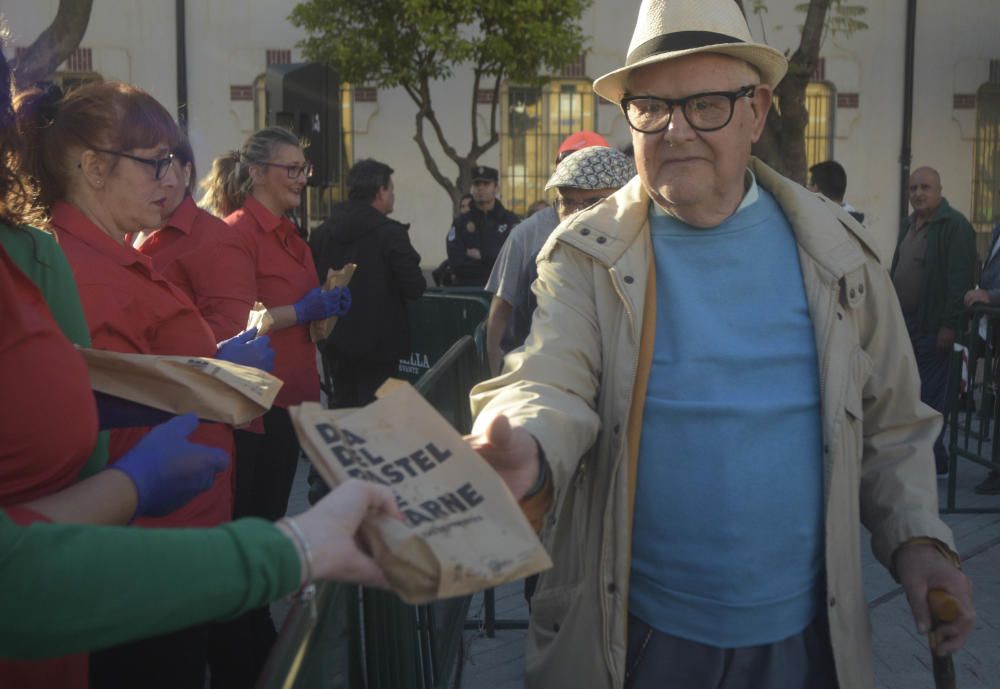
[{"xmin": 624, "ymin": 613, "xmax": 838, "ymax": 689}]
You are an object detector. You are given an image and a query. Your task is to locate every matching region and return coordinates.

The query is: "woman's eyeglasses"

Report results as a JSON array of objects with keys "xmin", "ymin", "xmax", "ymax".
[
  {"xmin": 259, "ymin": 161, "xmax": 314, "ymax": 179},
  {"xmin": 92, "ymin": 148, "xmax": 176, "ymax": 180}
]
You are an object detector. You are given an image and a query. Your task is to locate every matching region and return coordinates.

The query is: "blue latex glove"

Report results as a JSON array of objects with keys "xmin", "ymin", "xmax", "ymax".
[
  {"xmin": 109, "ymin": 413, "xmax": 229, "ymax": 519},
  {"xmin": 293, "ymin": 286, "xmax": 351, "ymax": 324},
  {"xmin": 215, "ymin": 327, "xmax": 275, "ymax": 372}
]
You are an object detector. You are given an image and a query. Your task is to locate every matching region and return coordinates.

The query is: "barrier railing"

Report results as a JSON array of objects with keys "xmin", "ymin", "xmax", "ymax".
[
  {"xmin": 257, "ymin": 330, "xmax": 491, "ymax": 689},
  {"xmin": 945, "ymin": 304, "xmax": 1000, "ymax": 513}
]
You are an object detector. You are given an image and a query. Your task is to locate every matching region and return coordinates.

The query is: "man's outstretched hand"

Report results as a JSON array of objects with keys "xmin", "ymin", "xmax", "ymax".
[{"xmin": 467, "ymin": 414, "xmax": 540, "ymax": 499}]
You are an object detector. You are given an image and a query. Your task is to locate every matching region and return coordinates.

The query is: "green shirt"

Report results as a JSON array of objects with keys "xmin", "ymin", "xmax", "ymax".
[
  {"xmin": 0, "ymin": 225, "xmax": 108, "ymax": 478},
  {"xmin": 0, "ymin": 513, "xmax": 300, "ymax": 659}
]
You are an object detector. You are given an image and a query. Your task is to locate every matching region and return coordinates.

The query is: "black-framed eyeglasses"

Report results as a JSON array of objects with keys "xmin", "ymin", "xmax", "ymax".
[
  {"xmin": 621, "ymin": 85, "xmax": 756, "ymax": 134},
  {"xmin": 258, "ymin": 161, "xmax": 314, "ymax": 179},
  {"xmin": 92, "ymin": 148, "xmax": 175, "ymax": 180}
]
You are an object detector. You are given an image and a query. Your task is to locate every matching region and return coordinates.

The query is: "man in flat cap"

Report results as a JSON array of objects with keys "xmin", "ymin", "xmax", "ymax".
[
  {"xmin": 484, "ymin": 133, "xmax": 623, "ymax": 375},
  {"xmin": 468, "ymin": 0, "xmax": 974, "ymax": 687},
  {"xmin": 446, "ymin": 165, "xmax": 520, "ymax": 286}
]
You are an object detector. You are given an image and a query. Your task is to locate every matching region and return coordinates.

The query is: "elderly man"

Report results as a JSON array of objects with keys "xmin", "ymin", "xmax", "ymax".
[
  {"xmin": 485, "ymin": 142, "xmax": 633, "ymax": 375},
  {"xmin": 892, "ymin": 167, "xmax": 977, "ymax": 477},
  {"xmin": 468, "ymin": 1, "xmax": 974, "ymax": 688}
]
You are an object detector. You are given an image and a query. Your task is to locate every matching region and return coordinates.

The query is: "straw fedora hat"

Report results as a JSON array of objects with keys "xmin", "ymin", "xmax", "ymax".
[{"xmin": 593, "ymin": 0, "xmax": 788, "ymax": 104}]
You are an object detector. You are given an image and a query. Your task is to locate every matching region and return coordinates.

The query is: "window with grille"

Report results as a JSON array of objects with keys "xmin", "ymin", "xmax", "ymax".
[
  {"xmin": 804, "ymin": 81, "xmax": 835, "ymax": 171},
  {"xmin": 500, "ymin": 80, "xmax": 596, "ymax": 216},
  {"xmin": 971, "ymin": 82, "xmax": 1000, "ymax": 240}
]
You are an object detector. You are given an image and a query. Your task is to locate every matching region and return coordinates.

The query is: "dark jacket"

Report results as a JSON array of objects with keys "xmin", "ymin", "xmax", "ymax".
[
  {"xmin": 446, "ymin": 200, "xmax": 519, "ymax": 286},
  {"xmin": 310, "ymin": 201, "xmax": 426, "ymax": 363},
  {"xmin": 891, "ymin": 197, "xmax": 977, "ymax": 333}
]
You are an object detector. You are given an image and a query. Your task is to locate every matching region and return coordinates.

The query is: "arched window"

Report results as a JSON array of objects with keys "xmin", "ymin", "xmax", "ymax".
[
  {"xmin": 500, "ymin": 79, "xmax": 596, "ymax": 216},
  {"xmin": 804, "ymin": 81, "xmax": 835, "ymax": 171},
  {"xmin": 971, "ymin": 82, "xmax": 1000, "ymax": 239}
]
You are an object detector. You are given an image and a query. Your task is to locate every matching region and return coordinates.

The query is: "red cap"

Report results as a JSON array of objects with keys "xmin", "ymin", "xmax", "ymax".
[{"xmin": 558, "ymin": 130, "xmax": 610, "ymax": 156}]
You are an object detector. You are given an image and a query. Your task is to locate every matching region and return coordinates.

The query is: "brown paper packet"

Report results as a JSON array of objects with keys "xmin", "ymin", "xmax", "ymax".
[
  {"xmin": 80, "ymin": 348, "xmax": 283, "ymax": 425},
  {"xmin": 310, "ymin": 264, "xmax": 357, "ymax": 343},
  {"xmin": 289, "ymin": 380, "xmax": 552, "ymax": 603},
  {"xmin": 246, "ymin": 301, "xmax": 275, "ymax": 337}
]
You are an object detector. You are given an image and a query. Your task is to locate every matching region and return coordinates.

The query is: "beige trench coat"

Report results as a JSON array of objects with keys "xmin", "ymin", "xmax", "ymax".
[{"xmin": 470, "ymin": 159, "xmax": 955, "ymax": 689}]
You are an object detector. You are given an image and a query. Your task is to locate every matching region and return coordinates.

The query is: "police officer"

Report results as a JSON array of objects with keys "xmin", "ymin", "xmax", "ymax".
[{"xmin": 446, "ymin": 165, "xmax": 520, "ymax": 286}]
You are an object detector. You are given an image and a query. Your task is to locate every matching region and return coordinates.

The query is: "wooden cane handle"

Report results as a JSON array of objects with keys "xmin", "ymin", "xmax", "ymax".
[{"xmin": 928, "ymin": 590, "xmax": 961, "ymax": 624}]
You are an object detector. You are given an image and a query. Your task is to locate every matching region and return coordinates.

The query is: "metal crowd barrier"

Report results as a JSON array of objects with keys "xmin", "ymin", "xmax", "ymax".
[
  {"xmin": 257, "ymin": 330, "xmax": 491, "ymax": 689},
  {"xmin": 944, "ymin": 304, "xmax": 1000, "ymax": 513}
]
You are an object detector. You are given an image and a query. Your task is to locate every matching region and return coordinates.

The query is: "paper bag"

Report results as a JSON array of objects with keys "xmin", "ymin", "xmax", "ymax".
[
  {"xmin": 289, "ymin": 381, "xmax": 552, "ymax": 603},
  {"xmin": 80, "ymin": 348, "xmax": 283, "ymax": 425},
  {"xmin": 246, "ymin": 301, "xmax": 275, "ymax": 336},
  {"xmin": 310, "ymin": 264, "xmax": 357, "ymax": 343}
]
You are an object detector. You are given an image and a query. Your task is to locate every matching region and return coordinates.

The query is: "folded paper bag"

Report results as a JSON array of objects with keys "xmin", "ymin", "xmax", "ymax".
[
  {"xmin": 289, "ymin": 380, "xmax": 552, "ymax": 603},
  {"xmin": 80, "ymin": 348, "xmax": 283, "ymax": 426},
  {"xmin": 310, "ymin": 263, "xmax": 357, "ymax": 343}
]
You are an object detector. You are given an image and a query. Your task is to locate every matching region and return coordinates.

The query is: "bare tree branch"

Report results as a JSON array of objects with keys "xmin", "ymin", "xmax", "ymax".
[
  {"xmin": 12, "ymin": 0, "xmax": 95, "ymax": 88},
  {"xmin": 413, "ymin": 109, "xmax": 457, "ymax": 201},
  {"xmin": 470, "ymin": 67, "xmax": 483, "ymax": 150}
]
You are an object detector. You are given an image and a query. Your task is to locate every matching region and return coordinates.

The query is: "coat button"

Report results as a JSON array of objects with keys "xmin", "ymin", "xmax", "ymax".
[
  {"xmin": 613, "ymin": 424, "xmax": 621, "ymax": 434},
  {"xmin": 580, "ymin": 228, "xmax": 591, "ymax": 236},
  {"xmin": 553, "ymin": 623, "xmax": 561, "ymax": 633},
  {"xmin": 858, "ymin": 284, "xmax": 865, "ymax": 294},
  {"xmin": 829, "ymin": 596, "xmax": 836, "ymax": 607},
  {"xmin": 837, "ymin": 312, "xmax": 843, "ymax": 320},
  {"xmin": 596, "ymin": 236, "xmax": 607, "ymax": 244},
  {"xmin": 624, "ymin": 276, "xmax": 634, "ymax": 284},
  {"xmin": 849, "ymin": 289, "xmax": 856, "ymax": 299},
  {"xmin": 607, "ymin": 583, "xmax": 618, "ymax": 594}
]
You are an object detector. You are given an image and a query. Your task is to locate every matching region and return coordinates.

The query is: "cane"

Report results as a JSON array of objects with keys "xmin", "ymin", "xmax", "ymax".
[{"xmin": 927, "ymin": 589, "xmax": 959, "ymax": 689}]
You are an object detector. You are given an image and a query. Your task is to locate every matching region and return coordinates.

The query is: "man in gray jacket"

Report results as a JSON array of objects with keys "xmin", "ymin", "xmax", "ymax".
[{"xmin": 468, "ymin": 1, "xmax": 974, "ymax": 687}]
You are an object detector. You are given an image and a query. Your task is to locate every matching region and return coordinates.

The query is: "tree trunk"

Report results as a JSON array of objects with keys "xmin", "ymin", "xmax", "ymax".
[
  {"xmin": 749, "ymin": 0, "xmax": 831, "ymax": 184},
  {"xmin": 12, "ymin": 0, "xmax": 95, "ymax": 89}
]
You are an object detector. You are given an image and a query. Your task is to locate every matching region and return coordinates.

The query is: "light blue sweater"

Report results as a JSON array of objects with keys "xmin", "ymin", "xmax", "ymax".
[{"xmin": 629, "ymin": 187, "xmax": 824, "ymax": 648}]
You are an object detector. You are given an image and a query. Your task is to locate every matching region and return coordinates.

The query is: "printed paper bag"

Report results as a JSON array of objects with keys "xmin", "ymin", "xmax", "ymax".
[
  {"xmin": 289, "ymin": 381, "xmax": 552, "ymax": 603},
  {"xmin": 310, "ymin": 263, "xmax": 357, "ymax": 343},
  {"xmin": 80, "ymin": 348, "xmax": 283, "ymax": 425}
]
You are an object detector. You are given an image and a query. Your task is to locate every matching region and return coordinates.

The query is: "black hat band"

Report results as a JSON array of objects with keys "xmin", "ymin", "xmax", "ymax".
[{"xmin": 627, "ymin": 31, "xmax": 745, "ymax": 66}]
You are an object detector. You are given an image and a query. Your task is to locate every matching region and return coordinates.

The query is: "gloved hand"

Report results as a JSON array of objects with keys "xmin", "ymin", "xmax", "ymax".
[
  {"xmin": 215, "ymin": 327, "xmax": 275, "ymax": 372},
  {"xmin": 109, "ymin": 413, "xmax": 229, "ymax": 519},
  {"xmin": 293, "ymin": 286, "xmax": 351, "ymax": 324}
]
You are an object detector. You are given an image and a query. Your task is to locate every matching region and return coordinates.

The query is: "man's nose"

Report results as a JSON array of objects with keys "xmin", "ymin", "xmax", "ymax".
[{"xmin": 662, "ymin": 107, "xmax": 697, "ymax": 145}]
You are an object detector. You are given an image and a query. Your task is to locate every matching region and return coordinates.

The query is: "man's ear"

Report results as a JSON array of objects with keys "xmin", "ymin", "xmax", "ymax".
[
  {"xmin": 182, "ymin": 163, "xmax": 193, "ymax": 189},
  {"xmin": 748, "ymin": 84, "xmax": 774, "ymax": 144},
  {"xmin": 78, "ymin": 149, "xmax": 108, "ymax": 189}
]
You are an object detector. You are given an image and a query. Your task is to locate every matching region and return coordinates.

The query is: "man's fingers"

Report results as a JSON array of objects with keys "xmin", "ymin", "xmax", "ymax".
[
  {"xmin": 905, "ymin": 585, "xmax": 931, "ymax": 633},
  {"xmin": 486, "ymin": 414, "xmax": 512, "ymax": 448}
]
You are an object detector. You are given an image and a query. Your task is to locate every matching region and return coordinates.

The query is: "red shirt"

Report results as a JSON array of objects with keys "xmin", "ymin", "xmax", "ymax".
[
  {"xmin": 136, "ymin": 195, "xmax": 256, "ymax": 341},
  {"xmin": 52, "ymin": 202, "xmax": 233, "ymax": 528},
  {"xmin": 225, "ymin": 196, "xmax": 320, "ymax": 408},
  {"xmin": 0, "ymin": 244, "xmax": 97, "ymax": 506},
  {"xmin": 0, "ymin": 245, "xmax": 92, "ymax": 689}
]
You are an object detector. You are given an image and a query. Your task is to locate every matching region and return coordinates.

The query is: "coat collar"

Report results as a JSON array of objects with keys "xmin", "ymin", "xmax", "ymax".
[{"xmin": 555, "ymin": 157, "xmax": 874, "ymax": 283}]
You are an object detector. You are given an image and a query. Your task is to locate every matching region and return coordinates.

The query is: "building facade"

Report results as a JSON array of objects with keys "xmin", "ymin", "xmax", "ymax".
[{"xmin": 3, "ymin": 0, "xmax": 999, "ymax": 264}]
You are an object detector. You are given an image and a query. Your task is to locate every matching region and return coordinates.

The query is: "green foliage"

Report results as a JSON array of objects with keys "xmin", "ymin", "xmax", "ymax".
[
  {"xmin": 289, "ymin": 0, "xmax": 590, "ymax": 90},
  {"xmin": 794, "ymin": 1, "xmax": 869, "ymax": 38}
]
